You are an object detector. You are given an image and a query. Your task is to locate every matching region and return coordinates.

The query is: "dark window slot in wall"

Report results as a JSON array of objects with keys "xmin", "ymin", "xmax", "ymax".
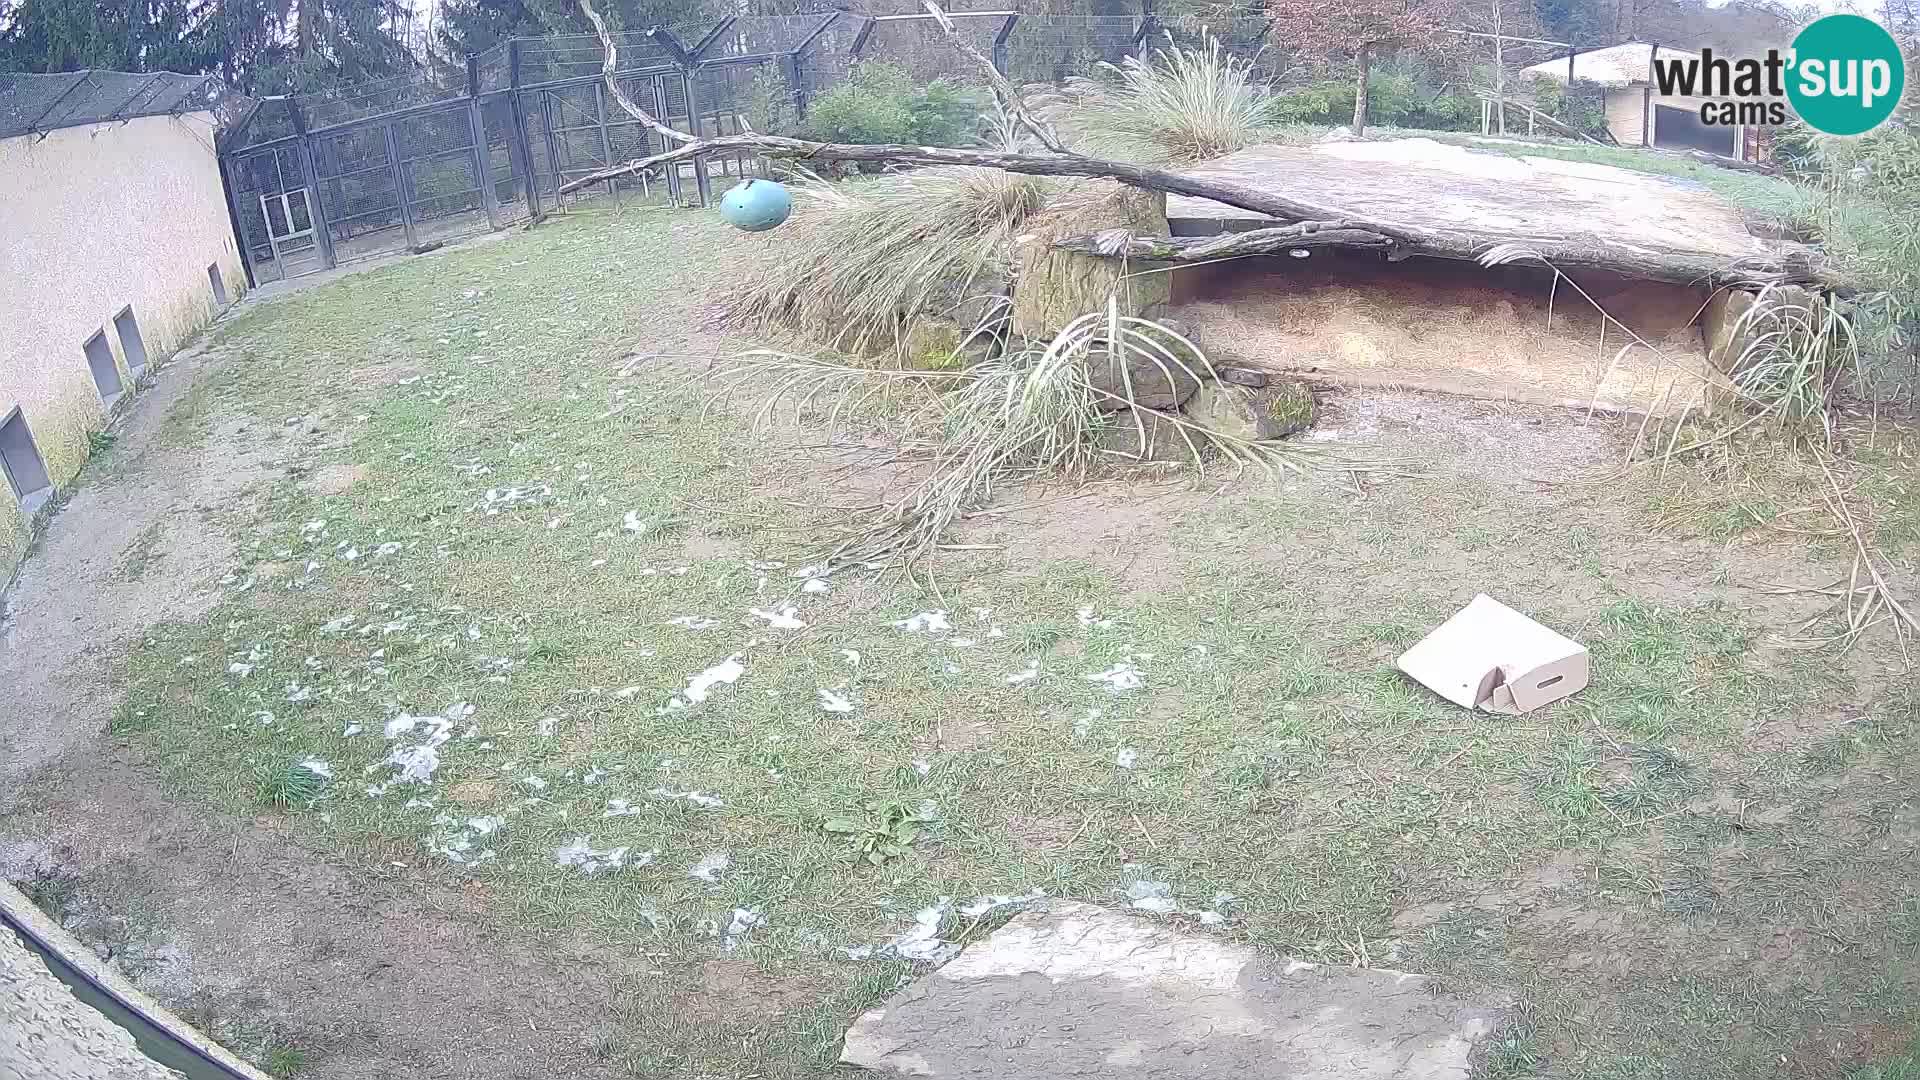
[
  {"xmin": 0, "ymin": 408, "xmax": 54, "ymax": 514},
  {"xmin": 84, "ymin": 330, "xmax": 124, "ymax": 406},
  {"xmin": 114, "ymin": 307, "xmax": 149, "ymax": 375}
]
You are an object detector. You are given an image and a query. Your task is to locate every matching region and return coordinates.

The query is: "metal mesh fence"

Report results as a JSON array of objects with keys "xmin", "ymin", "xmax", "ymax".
[
  {"xmin": 0, "ymin": 70, "xmax": 220, "ymax": 139},
  {"xmin": 300, "ymin": 68, "xmax": 465, "ymax": 131},
  {"xmin": 1002, "ymin": 15, "xmax": 1140, "ymax": 84},
  {"xmin": 214, "ymin": 8, "xmax": 1573, "ymax": 285}
]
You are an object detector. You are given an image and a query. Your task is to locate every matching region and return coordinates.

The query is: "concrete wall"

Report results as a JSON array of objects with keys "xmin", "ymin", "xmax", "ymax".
[
  {"xmin": 1603, "ymin": 87, "xmax": 1742, "ymax": 156},
  {"xmin": 0, "ymin": 112, "xmax": 244, "ymax": 577},
  {"xmin": 1604, "ymin": 87, "xmax": 1649, "ymax": 146}
]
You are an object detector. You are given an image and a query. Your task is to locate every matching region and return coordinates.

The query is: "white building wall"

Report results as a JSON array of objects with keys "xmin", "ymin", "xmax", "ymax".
[{"xmin": 0, "ymin": 111, "xmax": 244, "ymax": 575}]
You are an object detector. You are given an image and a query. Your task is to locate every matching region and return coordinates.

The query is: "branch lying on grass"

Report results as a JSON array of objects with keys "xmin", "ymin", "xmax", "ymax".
[
  {"xmin": 1769, "ymin": 460, "xmax": 1917, "ymax": 660},
  {"xmin": 701, "ymin": 303, "xmax": 1402, "ymax": 586}
]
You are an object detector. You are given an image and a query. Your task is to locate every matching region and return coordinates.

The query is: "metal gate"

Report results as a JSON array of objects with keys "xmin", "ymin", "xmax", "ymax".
[{"xmin": 226, "ymin": 146, "xmax": 325, "ymax": 282}]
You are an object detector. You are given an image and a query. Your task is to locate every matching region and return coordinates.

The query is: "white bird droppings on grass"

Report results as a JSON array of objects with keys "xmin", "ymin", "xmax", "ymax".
[
  {"xmin": 1083, "ymin": 662, "xmax": 1143, "ymax": 692},
  {"xmin": 851, "ymin": 895, "xmax": 1042, "ymax": 964},
  {"xmin": 1005, "ymin": 659, "xmax": 1040, "ymax": 684},
  {"xmin": 688, "ymin": 851, "xmax": 731, "ymax": 883},
  {"xmin": 554, "ymin": 836, "xmax": 650, "ymax": 875},
  {"xmin": 818, "ymin": 688, "xmax": 855, "ymax": 714},
  {"xmin": 840, "ymin": 649, "xmax": 860, "ymax": 666},
  {"xmin": 959, "ymin": 890, "xmax": 1048, "ymax": 918},
  {"xmin": 665, "ymin": 656, "xmax": 746, "ymax": 710},
  {"xmin": 537, "ymin": 716, "xmax": 560, "ymax": 737},
  {"xmin": 298, "ymin": 758, "xmax": 333, "ymax": 779},
  {"xmin": 801, "ymin": 578, "xmax": 830, "ymax": 594},
  {"xmin": 1115, "ymin": 748, "xmax": 1138, "ymax": 769},
  {"xmin": 343, "ymin": 722, "xmax": 363, "ymax": 737},
  {"xmin": 666, "ymin": 615, "xmax": 717, "ymax": 630},
  {"xmin": 894, "ymin": 611, "xmax": 952, "ymax": 633},
  {"xmin": 647, "ymin": 788, "xmax": 725, "ymax": 808},
  {"xmin": 1073, "ymin": 709, "xmax": 1101, "ymax": 740},
  {"xmin": 720, "ymin": 908, "xmax": 765, "ymax": 951},
  {"xmin": 1126, "ymin": 879, "xmax": 1178, "ymax": 915},
  {"xmin": 748, "ymin": 606, "xmax": 806, "ymax": 630},
  {"xmin": 1076, "ymin": 606, "xmax": 1114, "ymax": 629}
]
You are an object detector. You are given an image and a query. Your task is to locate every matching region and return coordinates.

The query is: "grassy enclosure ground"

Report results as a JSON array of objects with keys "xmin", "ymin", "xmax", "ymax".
[{"xmin": 13, "ymin": 198, "xmax": 1920, "ymax": 1079}]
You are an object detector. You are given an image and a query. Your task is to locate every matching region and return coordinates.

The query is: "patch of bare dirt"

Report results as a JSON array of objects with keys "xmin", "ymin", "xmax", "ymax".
[
  {"xmin": 3, "ymin": 757, "xmax": 642, "ymax": 1078},
  {"xmin": 304, "ymin": 462, "xmax": 366, "ymax": 496},
  {"xmin": 0, "ymin": 344, "xmax": 277, "ymax": 782},
  {"xmin": 0, "ymin": 330, "xmax": 684, "ymax": 1080}
]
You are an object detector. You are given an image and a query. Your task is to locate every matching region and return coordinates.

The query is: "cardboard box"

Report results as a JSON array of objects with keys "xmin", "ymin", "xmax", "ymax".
[{"xmin": 1397, "ymin": 594, "xmax": 1589, "ymax": 714}]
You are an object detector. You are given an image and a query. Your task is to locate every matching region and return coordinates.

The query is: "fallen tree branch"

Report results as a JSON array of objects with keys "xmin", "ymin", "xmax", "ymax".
[
  {"xmin": 559, "ymin": 133, "xmax": 1426, "ymax": 240},
  {"xmin": 1053, "ymin": 224, "xmax": 1849, "ymax": 290},
  {"xmin": 565, "ymin": 0, "xmax": 1841, "ymax": 292}
]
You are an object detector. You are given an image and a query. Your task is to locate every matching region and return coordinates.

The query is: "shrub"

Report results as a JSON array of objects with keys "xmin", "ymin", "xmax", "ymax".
[
  {"xmin": 1785, "ymin": 121, "xmax": 1920, "ymax": 398},
  {"xmin": 745, "ymin": 65, "xmax": 798, "ymax": 136},
  {"xmin": 1268, "ymin": 61, "xmax": 1481, "ymax": 131},
  {"xmin": 799, "ymin": 62, "xmax": 981, "ymax": 146},
  {"xmin": 727, "ymin": 166, "xmax": 1053, "ymax": 357},
  {"xmin": 1069, "ymin": 36, "xmax": 1279, "ymax": 165},
  {"xmin": 1521, "ymin": 75, "xmax": 1610, "ymax": 139}
]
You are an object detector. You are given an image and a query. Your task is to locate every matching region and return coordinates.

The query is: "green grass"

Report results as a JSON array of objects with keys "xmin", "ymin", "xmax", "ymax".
[
  {"xmin": 1855, "ymin": 1038, "xmax": 1920, "ymax": 1080},
  {"xmin": 99, "ymin": 204, "xmax": 1920, "ymax": 1078},
  {"xmin": 260, "ymin": 1041, "xmax": 310, "ymax": 1079}
]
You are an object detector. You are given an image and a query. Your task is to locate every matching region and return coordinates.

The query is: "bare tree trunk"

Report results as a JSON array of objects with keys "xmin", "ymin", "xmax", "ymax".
[
  {"xmin": 1351, "ymin": 44, "xmax": 1371, "ymax": 136},
  {"xmin": 1492, "ymin": 1, "xmax": 1506, "ymax": 135},
  {"xmin": 297, "ymin": 0, "xmax": 320, "ymax": 55}
]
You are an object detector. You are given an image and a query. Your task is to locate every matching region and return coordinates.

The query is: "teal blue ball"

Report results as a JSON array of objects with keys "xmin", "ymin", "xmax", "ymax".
[{"xmin": 719, "ymin": 179, "xmax": 792, "ymax": 232}]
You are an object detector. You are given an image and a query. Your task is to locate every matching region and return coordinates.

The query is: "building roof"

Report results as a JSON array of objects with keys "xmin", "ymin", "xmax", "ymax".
[
  {"xmin": 1520, "ymin": 42, "xmax": 1703, "ymax": 88},
  {"xmin": 0, "ymin": 70, "xmax": 220, "ymax": 141}
]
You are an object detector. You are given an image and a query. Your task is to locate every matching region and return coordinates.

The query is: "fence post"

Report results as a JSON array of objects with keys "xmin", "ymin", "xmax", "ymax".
[
  {"xmin": 849, "ymin": 16, "xmax": 876, "ymax": 60},
  {"xmin": 1131, "ymin": 14, "xmax": 1162, "ymax": 60},
  {"xmin": 594, "ymin": 80, "xmax": 617, "ymax": 201},
  {"xmin": 683, "ymin": 69, "xmax": 711, "ymax": 206},
  {"xmin": 992, "ymin": 13, "xmax": 1018, "ymax": 76},
  {"xmin": 217, "ymin": 154, "xmax": 260, "ymax": 290},
  {"xmin": 789, "ymin": 13, "xmax": 841, "ymax": 120},
  {"xmin": 283, "ymin": 97, "xmax": 337, "ymax": 270},
  {"xmin": 654, "ymin": 76, "xmax": 682, "ymax": 205},
  {"xmin": 467, "ymin": 55, "xmax": 502, "ymax": 230},
  {"xmin": 507, "ymin": 39, "xmax": 544, "ymax": 220},
  {"xmin": 383, "ymin": 122, "xmax": 420, "ymax": 250},
  {"xmin": 539, "ymin": 90, "xmax": 565, "ymax": 208}
]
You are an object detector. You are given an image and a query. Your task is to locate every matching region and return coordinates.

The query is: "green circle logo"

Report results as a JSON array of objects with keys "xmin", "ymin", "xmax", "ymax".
[{"xmin": 1786, "ymin": 14, "xmax": 1906, "ymax": 136}]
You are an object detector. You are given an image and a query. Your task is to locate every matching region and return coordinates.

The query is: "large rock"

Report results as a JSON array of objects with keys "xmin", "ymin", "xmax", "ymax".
[
  {"xmin": 1700, "ymin": 288, "xmax": 1759, "ymax": 376},
  {"xmin": 1094, "ymin": 408, "xmax": 1196, "ymax": 463},
  {"xmin": 1011, "ymin": 183, "xmax": 1172, "ymax": 339},
  {"xmin": 1180, "ymin": 379, "xmax": 1316, "ymax": 440},
  {"xmin": 1085, "ymin": 343, "xmax": 1203, "ymax": 411},
  {"xmin": 840, "ymin": 901, "xmax": 1506, "ymax": 1079},
  {"xmin": 1699, "ymin": 285, "xmax": 1816, "ymax": 412}
]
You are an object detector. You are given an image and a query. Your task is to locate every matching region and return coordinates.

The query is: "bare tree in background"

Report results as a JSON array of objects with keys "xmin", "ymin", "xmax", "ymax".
[{"xmin": 1267, "ymin": 0, "xmax": 1464, "ymax": 136}]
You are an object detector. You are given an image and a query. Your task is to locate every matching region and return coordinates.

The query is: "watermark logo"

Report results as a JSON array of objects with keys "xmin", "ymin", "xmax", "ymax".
[{"xmin": 1649, "ymin": 14, "xmax": 1906, "ymax": 136}]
